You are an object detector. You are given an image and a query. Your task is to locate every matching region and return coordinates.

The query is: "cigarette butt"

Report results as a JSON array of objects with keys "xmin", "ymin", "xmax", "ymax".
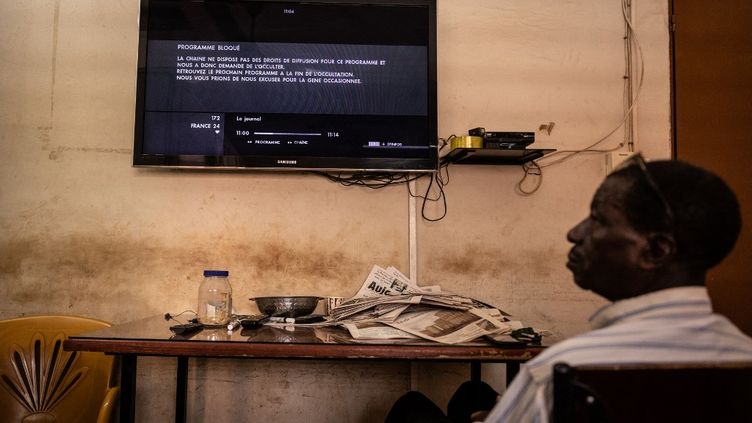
[{"xmin": 227, "ymin": 320, "xmax": 241, "ymax": 331}]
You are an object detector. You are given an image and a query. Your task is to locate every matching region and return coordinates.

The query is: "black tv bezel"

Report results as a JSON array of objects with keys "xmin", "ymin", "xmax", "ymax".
[{"xmin": 132, "ymin": 0, "xmax": 438, "ymax": 172}]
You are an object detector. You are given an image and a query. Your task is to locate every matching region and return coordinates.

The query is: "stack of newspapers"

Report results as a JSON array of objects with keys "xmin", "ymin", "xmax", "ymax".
[{"xmin": 329, "ymin": 265, "xmax": 524, "ymax": 344}]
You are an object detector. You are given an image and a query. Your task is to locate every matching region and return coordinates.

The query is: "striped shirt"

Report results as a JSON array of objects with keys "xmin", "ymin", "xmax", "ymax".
[{"xmin": 483, "ymin": 286, "xmax": 752, "ymax": 423}]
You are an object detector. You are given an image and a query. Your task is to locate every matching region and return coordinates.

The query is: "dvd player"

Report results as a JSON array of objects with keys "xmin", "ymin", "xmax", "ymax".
[{"xmin": 468, "ymin": 127, "xmax": 535, "ymax": 148}]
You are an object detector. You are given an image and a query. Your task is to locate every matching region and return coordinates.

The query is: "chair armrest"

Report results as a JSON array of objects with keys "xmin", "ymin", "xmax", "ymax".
[{"xmin": 96, "ymin": 386, "xmax": 121, "ymax": 423}]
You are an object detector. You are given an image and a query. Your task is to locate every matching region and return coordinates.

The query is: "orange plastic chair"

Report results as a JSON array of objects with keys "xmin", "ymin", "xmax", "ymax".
[{"xmin": 0, "ymin": 315, "xmax": 119, "ymax": 423}]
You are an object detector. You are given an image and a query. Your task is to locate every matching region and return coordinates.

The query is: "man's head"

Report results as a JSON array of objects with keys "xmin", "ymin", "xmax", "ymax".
[{"xmin": 566, "ymin": 157, "xmax": 741, "ymax": 301}]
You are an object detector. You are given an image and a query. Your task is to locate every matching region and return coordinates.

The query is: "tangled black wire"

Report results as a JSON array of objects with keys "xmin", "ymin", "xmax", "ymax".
[
  {"xmin": 312, "ymin": 136, "xmax": 455, "ymax": 221},
  {"xmin": 312, "ymin": 159, "xmax": 451, "ymax": 221},
  {"xmin": 313, "ymin": 171, "xmax": 424, "ymax": 189},
  {"xmin": 409, "ymin": 160, "xmax": 450, "ymax": 222}
]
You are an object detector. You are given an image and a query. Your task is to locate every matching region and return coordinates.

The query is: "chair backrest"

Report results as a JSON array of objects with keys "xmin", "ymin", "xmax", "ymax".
[
  {"xmin": 0, "ymin": 315, "xmax": 117, "ymax": 423},
  {"xmin": 552, "ymin": 361, "xmax": 752, "ymax": 423}
]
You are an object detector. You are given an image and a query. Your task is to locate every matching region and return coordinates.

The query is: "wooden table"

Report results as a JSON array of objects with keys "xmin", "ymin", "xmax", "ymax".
[{"xmin": 64, "ymin": 315, "xmax": 546, "ymax": 423}]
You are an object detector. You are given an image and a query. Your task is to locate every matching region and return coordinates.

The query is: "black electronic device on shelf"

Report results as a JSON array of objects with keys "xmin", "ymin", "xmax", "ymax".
[
  {"xmin": 442, "ymin": 127, "xmax": 555, "ymax": 165},
  {"xmin": 468, "ymin": 127, "xmax": 535, "ymax": 149}
]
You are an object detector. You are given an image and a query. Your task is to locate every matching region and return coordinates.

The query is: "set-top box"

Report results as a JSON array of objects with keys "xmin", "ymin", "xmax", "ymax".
[{"xmin": 468, "ymin": 127, "xmax": 535, "ymax": 149}]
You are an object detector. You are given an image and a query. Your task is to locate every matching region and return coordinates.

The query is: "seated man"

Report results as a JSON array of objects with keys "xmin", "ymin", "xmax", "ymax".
[{"xmin": 386, "ymin": 156, "xmax": 752, "ymax": 423}]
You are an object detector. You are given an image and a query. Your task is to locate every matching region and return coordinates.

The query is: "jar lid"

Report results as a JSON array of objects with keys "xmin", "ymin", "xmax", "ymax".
[{"xmin": 203, "ymin": 270, "xmax": 229, "ymax": 277}]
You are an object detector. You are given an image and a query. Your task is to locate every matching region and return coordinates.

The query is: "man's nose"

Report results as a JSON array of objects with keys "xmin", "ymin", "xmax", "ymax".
[{"xmin": 567, "ymin": 219, "xmax": 586, "ymax": 244}]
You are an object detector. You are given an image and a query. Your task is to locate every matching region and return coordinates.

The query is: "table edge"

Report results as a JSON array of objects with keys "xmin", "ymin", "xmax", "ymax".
[{"xmin": 64, "ymin": 338, "xmax": 542, "ymax": 361}]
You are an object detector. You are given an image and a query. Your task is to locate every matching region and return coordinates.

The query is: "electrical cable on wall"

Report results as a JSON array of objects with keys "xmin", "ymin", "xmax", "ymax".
[
  {"xmin": 314, "ymin": 171, "xmax": 424, "ymax": 189},
  {"xmin": 516, "ymin": 161, "xmax": 542, "ymax": 196},
  {"xmin": 319, "ymin": 1, "xmax": 642, "ymax": 214},
  {"xmin": 314, "ymin": 136, "xmax": 452, "ymax": 221},
  {"xmin": 516, "ymin": 0, "xmax": 644, "ymax": 194},
  {"xmin": 314, "ymin": 169, "xmax": 449, "ymax": 221},
  {"xmin": 408, "ymin": 159, "xmax": 450, "ymax": 222},
  {"xmin": 404, "ymin": 134, "xmax": 454, "ymax": 221}
]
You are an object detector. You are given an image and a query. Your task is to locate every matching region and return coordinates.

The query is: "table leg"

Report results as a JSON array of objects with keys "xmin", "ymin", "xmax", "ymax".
[
  {"xmin": 506, "ymin": 362, "xmax": 519, "ymax": 386},
  {"xmin": 470, "ymin": 362, "xmax": 481, "ymax": 382},
  {"xmin": 176, "ymin": 356, "xmax": 189, "ymax": 423},
  {"xmin": 120, "ymin": 354, "xmax": 137, "ymax": 423}
]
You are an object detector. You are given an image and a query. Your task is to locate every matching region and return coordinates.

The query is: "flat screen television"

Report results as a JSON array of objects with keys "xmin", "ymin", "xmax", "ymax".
[{"xmin": 133, "ymin": 0, "xmax": 437, "ymax": 172}]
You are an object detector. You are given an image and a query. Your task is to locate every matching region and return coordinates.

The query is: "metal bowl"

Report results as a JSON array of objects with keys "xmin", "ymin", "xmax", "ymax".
[{"xmin": 250, "ymin": 296, "xmax": 321, "ymax": 317}]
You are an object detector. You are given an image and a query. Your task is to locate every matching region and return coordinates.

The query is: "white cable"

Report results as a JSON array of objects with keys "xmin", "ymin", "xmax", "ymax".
[{"xmin": 537, "ymin": 0, "xmax": 645, "ymax": 168}]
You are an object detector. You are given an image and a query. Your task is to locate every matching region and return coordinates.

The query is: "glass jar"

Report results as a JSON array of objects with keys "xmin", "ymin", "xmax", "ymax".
[{"xmin": 197, "ymin": 270, "xmax": 232, "ymax": 326}]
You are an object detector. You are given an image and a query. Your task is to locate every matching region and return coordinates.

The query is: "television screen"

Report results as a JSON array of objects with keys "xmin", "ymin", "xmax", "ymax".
[{"xmin": 133, "ymin": 0, "xmax": 437, "ymax": 172}]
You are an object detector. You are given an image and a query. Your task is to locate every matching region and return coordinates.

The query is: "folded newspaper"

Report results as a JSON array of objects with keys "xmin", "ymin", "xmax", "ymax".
[{"xmin": 330, "ymin": 265, "xmax": 528, "ymax": 345}]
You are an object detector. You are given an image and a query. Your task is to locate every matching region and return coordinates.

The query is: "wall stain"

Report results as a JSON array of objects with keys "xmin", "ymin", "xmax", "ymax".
[
  {"xmin": 0, "ymin": 238, "xmax": 39, "ymax": 277},
  {"xmin": 50, "ymin": 0, "xmax": 61, "ymax": 119},
  {"xmin": 428, "ymin": 243, "xmax": 562, "ymax": 293},
  {"xmin": 1, "ymin": 232, "xmax": 368, "ymax": 311},
  {"xmin": 430, "ymin": 244, "xmax": 513, "ymax": 276},
  {"xmin": 37, "ymin": 126, "xmax": 52, "ymax": 150},
  {"xmin": 48, "ymin": 145, "xmax": 133, "ymax": 160},
  {"xmin": 1, "ymin": 231, "xmax": 561, "ymax": 318},
  {"xmin": 49, "ymin": 147, "xmax": 61, "ymax": 160}
]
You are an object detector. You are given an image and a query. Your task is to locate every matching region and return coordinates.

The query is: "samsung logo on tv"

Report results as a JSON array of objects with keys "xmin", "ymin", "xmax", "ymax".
[{"xmin": 277, "ymin": 159, "xmax": 297, "ymax": 165}]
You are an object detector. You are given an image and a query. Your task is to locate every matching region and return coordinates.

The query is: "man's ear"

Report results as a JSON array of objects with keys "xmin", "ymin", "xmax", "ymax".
[{"xmin": 639, "ymin": 233, "xmax": 677, "ymax": 269}]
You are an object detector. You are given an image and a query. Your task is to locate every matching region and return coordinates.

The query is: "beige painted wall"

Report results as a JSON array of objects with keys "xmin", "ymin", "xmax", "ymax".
[{"xmin": 0, "ymin": 1, "xmax": 670, "ymax": 421}]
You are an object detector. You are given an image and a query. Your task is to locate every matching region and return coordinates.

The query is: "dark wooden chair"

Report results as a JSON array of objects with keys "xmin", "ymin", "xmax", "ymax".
[{"xmin": 552, "ymin": 361, "xmax": 752, "ymax": 423}]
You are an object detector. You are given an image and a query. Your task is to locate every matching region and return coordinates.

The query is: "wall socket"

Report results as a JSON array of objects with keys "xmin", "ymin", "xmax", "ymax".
[{"xmin": 606, "ymin": 151, "xmax": 633, "ymax": 173}]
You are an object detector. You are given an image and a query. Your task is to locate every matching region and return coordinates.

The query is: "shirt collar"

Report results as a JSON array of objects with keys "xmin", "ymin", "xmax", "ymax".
[{"xmin": 588, "ymin": 286, "xmax": 711, "ymax": 329}]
